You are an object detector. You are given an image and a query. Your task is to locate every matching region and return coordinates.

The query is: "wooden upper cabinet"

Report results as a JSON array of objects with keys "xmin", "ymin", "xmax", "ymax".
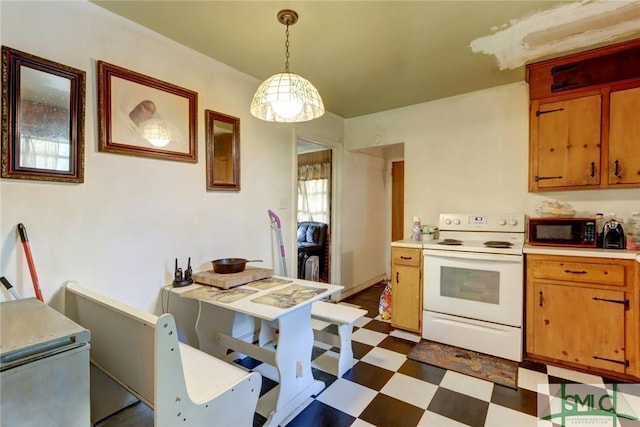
[
  {"xmin": 609, "ymin": 86, "xmax": 640, "ymax": 185},
  {"xmin": 530, "ymin": 95, "xmax": 601, "ymax": 190},
  {"xmin": 527, "ymin": 38, "xmax": 640, "ymax": 100},
  {"xmin": 527, "ymin": 37, "xmax": 640, "ymax": 192}
]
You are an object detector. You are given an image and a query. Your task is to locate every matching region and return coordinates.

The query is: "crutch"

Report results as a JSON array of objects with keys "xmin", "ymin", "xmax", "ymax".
[{"xmin": 268, "ymin": 210, "xmax": 288, "ymax": 277}]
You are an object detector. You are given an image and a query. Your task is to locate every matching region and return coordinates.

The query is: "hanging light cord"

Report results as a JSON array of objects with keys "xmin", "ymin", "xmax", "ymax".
[{"xmin": 284, "ymin": 22, "xmax": 291, "ymax": 72}]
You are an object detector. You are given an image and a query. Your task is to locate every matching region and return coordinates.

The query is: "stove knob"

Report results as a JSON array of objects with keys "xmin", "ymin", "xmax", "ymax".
[
  {"xmin": 444, "ymin": 219, "xmax": 452, "ymax": 225},
  {"xmin": 497, "ymin": 219, "xmax": 506, "ymax": 226},
  {"xmin": 508, "ymin": 219, "xmax": 518, "ymax": 226},
  {"xmin": 453, "ymin": 219, "xmax": 461, "ymax": 225}
]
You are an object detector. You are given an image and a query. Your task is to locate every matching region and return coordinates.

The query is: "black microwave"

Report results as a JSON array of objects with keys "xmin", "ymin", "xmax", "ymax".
[{"xmin": 528, "ymin": 217, "xmax": 597, "ymax": 247}]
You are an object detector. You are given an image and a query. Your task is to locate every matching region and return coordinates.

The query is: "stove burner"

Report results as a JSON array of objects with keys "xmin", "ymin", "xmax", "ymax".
[
  {"xmin": 438, "ymin": 238, "xmax": 463, "ymax": 246},
  {"xmin": 484, "ymin": 240, "xmax": 514, "ymax": 248}
]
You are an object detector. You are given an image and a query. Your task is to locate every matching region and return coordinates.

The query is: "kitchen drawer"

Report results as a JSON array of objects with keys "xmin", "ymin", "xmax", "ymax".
[
  {"xmin": 392, "ymin": 247, "xmax": 421, "ymax": 267},
  {"xmin": 530, "ymin": 260, "xmax": 625, "ymax": 286}
]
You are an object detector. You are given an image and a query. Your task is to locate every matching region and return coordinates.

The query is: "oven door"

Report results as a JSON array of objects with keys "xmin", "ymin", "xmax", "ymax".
[{"xmin": 423, "ymin": 249, "xmax": 523, "ymax": 327}]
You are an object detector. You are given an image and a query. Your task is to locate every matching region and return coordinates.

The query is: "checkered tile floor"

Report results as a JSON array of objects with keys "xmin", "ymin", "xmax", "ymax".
[
  {"xmin": 97, "ymin": 282, "xmax": 640, "ymax": 427},
  {"xmin": 244, "ymin": 282, "xmax": 639, "ymax": 427}
]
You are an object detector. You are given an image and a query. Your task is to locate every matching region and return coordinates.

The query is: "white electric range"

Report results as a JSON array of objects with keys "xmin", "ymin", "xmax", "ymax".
[{"xmin": 422, "ymin": 213, "xmax": 526, "ymax": 362}]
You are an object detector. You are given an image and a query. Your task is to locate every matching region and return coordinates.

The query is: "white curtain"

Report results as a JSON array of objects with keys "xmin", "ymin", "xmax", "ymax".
[{"xmin": 297, "ymin": 163, "xmax": 330, "ymax": 224}]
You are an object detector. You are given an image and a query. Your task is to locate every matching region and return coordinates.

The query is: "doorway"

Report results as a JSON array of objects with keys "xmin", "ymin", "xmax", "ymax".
[{"xmin": 296, "ymin": 140, "xmax": 332, "ymax": 283}]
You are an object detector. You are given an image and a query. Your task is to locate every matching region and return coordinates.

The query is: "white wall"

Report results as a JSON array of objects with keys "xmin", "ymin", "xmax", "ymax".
[
  {"xmin": 346, "ymin": 82, "xmax": 639, "ymax": 233},
  {"xmin": 340, "ymin": 152, "xmax": 388, "ymax": 291},
  {"xmin": 1, "ymin": 1, "xmax": 388, "ymax": 311}
]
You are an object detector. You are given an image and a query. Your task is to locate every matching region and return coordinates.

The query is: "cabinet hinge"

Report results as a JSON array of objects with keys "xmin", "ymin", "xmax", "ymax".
[
  {"xmin": 536, "ymin": 108, "xmax": 564, "ymax": 116},
  {"xmin": 592, "ymin": 355, "xmax": 629, "ymax": 367},
  {"xmin": 592, "ymin": 297, "xmax": 630, "ymax": 309}
]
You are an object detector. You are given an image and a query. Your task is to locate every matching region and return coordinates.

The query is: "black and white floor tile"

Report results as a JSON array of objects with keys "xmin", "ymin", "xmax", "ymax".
[{"xmin": 98, "ymin": 282, "xmax": 639, "ymax": 427}]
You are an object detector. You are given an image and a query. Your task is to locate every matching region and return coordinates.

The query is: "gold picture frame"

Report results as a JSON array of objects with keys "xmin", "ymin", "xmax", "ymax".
[
  {"xmin": 97, "ymin": 61, "xmax": 197, "ymax": 163},
  {"xmin": 205, "ymin": 110, "xmax": 240, "ymax": 191},
  {"xmin": 1, "ymin": 46, "xmax": 85, "ymax": 183}
]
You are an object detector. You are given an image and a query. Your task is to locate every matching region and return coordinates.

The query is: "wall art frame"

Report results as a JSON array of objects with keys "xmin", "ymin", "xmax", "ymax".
[
  {"xmin": 97, "ymin": 61, "xmax": 197, "ymax": 163},
  {"xmin": 1, "ymin": 46, "xmax": 86, "ymax": 183}
]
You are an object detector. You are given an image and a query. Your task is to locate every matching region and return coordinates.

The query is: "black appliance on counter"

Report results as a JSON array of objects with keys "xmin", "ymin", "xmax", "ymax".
[{"xmin": 603, "ymin": 220, "xmax": 626, "ymax": 249}]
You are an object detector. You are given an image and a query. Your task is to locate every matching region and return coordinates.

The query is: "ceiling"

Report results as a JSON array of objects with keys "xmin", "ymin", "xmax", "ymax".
[{"xmin": 92, "ymin": 1, "xmax": 640, "ymax": 119}]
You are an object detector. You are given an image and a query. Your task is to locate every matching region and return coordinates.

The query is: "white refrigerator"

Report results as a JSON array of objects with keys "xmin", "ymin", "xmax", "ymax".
[{"xmin": 1, "ymin": 298, "xmax": 90, "ymax": 426}]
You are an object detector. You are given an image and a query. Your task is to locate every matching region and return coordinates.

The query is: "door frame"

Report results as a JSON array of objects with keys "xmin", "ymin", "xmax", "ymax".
[{"xmin": 292, "ymin": 131, "xmax": 343, "ymax": 286}]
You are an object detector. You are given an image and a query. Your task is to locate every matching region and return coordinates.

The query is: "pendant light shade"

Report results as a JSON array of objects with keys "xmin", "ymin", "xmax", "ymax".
[
  {"xmin": 251, "ymin": 72, "xmax": 324, "ymax": 122},
  {"xmin": 251, "ymin": 10, "xmax": 324, "ymax": 123}
]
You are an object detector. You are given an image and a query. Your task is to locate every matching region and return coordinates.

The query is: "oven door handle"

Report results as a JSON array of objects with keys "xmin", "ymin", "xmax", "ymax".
[{"xmin": 423, "ymin": 249, "xmax": 522, "ymax": 263}]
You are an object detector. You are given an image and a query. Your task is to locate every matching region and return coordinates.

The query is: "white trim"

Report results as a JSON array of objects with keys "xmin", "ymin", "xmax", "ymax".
[{"xmin": 338, "ymin": 274, "xmax": 387, "ymax": 300}]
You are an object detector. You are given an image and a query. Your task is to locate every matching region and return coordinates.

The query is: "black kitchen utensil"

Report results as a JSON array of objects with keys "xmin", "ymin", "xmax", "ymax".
[{"xmin": 211, "ymin": 258, "xmax": 262, "ymax": 274}]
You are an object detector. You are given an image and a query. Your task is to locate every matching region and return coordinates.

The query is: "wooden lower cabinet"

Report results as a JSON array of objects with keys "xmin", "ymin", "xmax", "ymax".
[
  {"xmin": 391, "ymin": 246, "xmax": 422, "ymax": 333},
  {"xmin": 526, "ymin": 254, "xmax": 639, "ymax": 379},
  {"xmin": 532, "ymin": 282, "xmax": 626, "ymax": 373}
]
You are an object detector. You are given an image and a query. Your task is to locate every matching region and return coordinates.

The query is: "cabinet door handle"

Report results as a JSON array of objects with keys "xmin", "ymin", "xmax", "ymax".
[
  {"xmin": 564, "ymin": 269, "xmax": 587, "ymax": 275},
  {"xmin": 551, "ymin": 64, "xmax": 577, "ymax": 74},
  {"xmin": 536, "ymin": 108, "xmax": 564, "ymax": 116},
  {"xmin": 592, "ymin": 355, "xmax": 629, "ymax": 367},
  {"xmin": 539, "ymin": 291, "xmax": 544, "ymax": 307},
  {"xmin": 535, "ymin": 175, "xmax": 563, "ymax": 182},
  {"xmin": 396, "ymin": 271, "xmax": 399, "ymax": 283},
  {"xmin": 400, "ymin": 256, "xmax": 413, "ymax": 260},
  {"xmin": 614, "ymin": 160, "xmax": 621, "ymax": 178},
  {"xmin": 551, "ymin": 82, "xmax": 579, "ymax": 92},
  {"xmin": 590, "ymin": 161, "xmax": 596, "ymax": 178}
]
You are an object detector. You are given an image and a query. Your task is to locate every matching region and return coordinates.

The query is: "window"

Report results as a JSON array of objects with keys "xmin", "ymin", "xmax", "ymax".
[{"xmin": 297, "ymin": 150, "xmax": 331, "ymax": 224}]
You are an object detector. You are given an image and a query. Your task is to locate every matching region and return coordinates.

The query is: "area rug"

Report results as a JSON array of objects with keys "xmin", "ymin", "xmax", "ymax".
[{"xmin": 408, "ymin": 340, "xmax": 518, "ymax": 389}]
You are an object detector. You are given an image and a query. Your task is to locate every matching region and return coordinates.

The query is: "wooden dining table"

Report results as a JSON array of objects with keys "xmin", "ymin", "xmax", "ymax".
[{"xmin": 168, "ymin": 276, "xmax": 343, "ymax": 427}]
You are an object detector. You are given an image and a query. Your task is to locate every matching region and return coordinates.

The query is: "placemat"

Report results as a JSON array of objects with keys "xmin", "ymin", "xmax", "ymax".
[
  {"xmin": 246, "ymin": 277, "xmax": 293, "ymax": 290},
  {"xmin": 181, "ymin": 286, "xmax": 257, "ymax": 304},
  {"xmin": 251, "ymin": 284, "xmax": 327, "ymax": 309}
]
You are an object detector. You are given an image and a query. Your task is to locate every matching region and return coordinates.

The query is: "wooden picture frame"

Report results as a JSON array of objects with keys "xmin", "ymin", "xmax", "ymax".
[
  {"xmin": 1, "ymin": 46, "xmax": 85, "ymax": 183},
  {"xmin": 205, "ymin": 110, "xmax": 240, "ymax": 191},
  {"xmin": 97, "ymin": 61, "xmax": 197, "ymax": 163}
]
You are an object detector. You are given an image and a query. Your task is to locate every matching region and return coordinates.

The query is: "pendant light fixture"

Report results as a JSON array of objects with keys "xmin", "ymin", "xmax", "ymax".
[{"xmin": 251, "ymin": 9, "xmax": 324, "ymax": 123}]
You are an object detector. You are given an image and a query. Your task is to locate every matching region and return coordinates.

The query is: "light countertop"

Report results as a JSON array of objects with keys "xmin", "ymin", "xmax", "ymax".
[
  {"xmin": 391, "ymin": 239, "xmax": 424, "ymax": 249},
  {"xmin": 524, "ymin": 244, "xmax": 639, "ymax": 260},
  {"xmin": 392, "ymin": 240, "xmax": 640, "ymax": 260}
]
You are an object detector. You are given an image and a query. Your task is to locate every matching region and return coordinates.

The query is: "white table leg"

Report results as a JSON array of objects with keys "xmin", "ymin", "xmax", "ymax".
[
  {"xmin": 261, "ymin": 304, "xmax": 324, "ymax": 427},
  {"xmin": 259, "ymin": 319, "xmax": 278, "ymax": 347},
  {"xmin": 195, "ymin": 302, "xmax": 257, "ymax": 359},
  {"xmin": 336, "ymin": 322, "xmax": 355, "ymax": 377}
]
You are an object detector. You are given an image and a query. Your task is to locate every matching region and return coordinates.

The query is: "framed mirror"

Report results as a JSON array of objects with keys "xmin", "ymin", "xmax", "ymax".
[
  {"xmin": 205, "ymin": 110, "xmax": 240, "ymax": 191},
  {"xmin": 1, "ymin": 46, "xmax": 85, "ymax": 183}
]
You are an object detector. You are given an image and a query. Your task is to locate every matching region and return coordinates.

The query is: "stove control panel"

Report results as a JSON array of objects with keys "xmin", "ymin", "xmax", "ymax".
[{"xmin": 439, "ymin": 214, "xmax": 526, "ymax": 232}]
